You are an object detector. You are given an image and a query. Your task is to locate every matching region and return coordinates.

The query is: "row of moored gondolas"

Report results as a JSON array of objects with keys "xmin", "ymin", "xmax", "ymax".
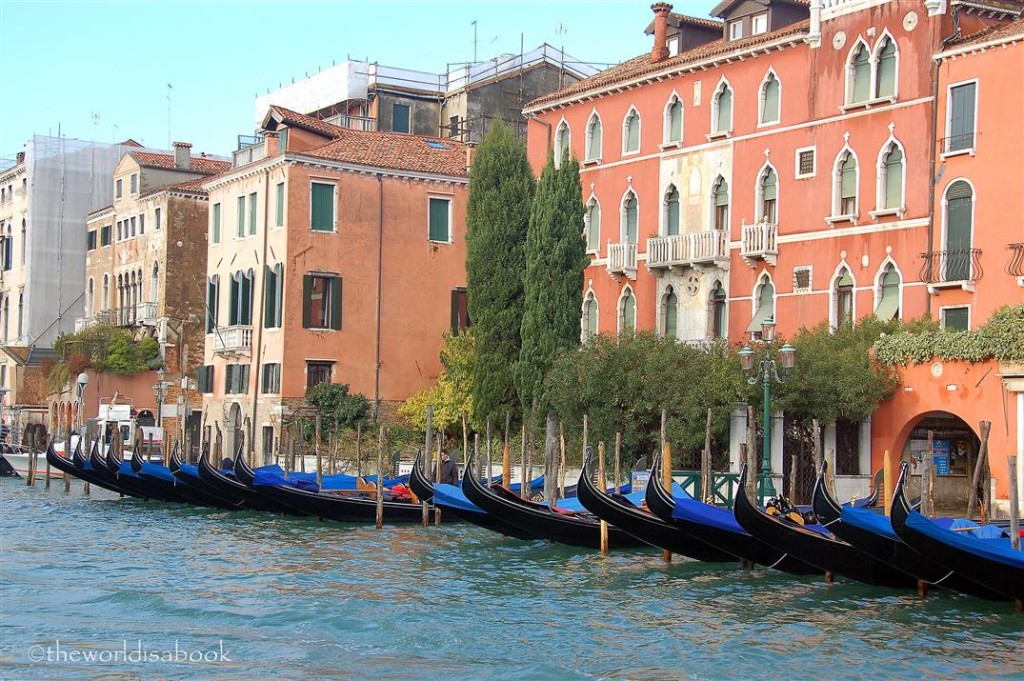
[{"xmin": 46, "ymin": 440, "xmax": 1023, "ymax": 608}]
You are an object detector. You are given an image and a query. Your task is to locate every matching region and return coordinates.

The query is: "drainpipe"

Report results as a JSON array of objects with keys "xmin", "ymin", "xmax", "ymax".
[
  {"xmin": 373, "ymin": 173, "xmax": 384, "ymax": 422},
  {"xmin": 927, "ymin": 10, "xmax": 961, "ymax": 317},
  {"xmin": 250, "ymin": 165, "xmax": 272, "ymax": 462}
]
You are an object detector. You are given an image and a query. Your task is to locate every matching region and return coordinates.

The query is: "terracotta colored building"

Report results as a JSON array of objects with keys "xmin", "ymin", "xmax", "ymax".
[
  {"xmin": 202, "ymin": 106, "xmax": 470, "ymax": 462},
  {"xmin": 69, "ymin": 144, "xmax": 229, "ymax": 446},
  {"xmin": 524, "ymin": 0, "xmax": 1023, "ymax": 508}
]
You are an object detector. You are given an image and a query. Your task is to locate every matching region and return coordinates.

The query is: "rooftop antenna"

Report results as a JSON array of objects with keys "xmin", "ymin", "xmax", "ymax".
[{"xmin": 167, "ymin": 83, "xmax": 173, "ymax": 147}]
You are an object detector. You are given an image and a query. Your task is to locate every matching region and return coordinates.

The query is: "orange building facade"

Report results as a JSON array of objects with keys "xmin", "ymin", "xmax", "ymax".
[
  {"xmin": 525, "ymin": 1, "xmax": 1023, "ymax": 508},
  {"xmin": 202, "ymin": 107, "xmax": 470, "ymax": 462}
]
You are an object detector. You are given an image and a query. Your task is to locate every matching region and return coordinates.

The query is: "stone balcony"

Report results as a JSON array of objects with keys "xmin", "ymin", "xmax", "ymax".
[
  {"xmin": 740, "ymin": 222, "xmax": 779, "ymax": 267},
  {"xmin": 212, "ymin": 325, "xmax": 253, "ymax": 355},
  {"xmin": 606, "ymin": 241, "xmax": 638, "ymax": 280},
  {"xmin": 647, "ymin": 229, "xmax": 729, "ymax": 272}
]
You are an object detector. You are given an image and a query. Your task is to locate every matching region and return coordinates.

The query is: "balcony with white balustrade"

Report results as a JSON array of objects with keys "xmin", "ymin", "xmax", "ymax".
[
  {"xmin": 741, "ymin": 222, "xmax": 779, "ymax": 267},
  {"xmin": 606, "ymin": 241, "xmax": 638, "ymax": 280},
  {"xmin": 647, "ymin": 229, "xmax": 729, "ymax": 272},
  {"xmin": 212, "ymin": 325, "xmax": 253, "ymax": 355}
]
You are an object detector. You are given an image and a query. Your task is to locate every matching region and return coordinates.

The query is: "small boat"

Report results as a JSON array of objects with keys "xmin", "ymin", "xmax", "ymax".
[
  {"xmin": 196, "ymin": 445, "xmax": 302, "ymax": 514},
  {"xmin": 575, "ymin": 452, "xmax": 736, "ymax": 562},
  {"xmin": 890, "ymin": 461, "xmax": 1024, "ymax": 604},
  {"xmin": 461, "ymin": 452, "xmax": 647, "ymax": 549},
  {"xmin": 131, "ymin": 444, "xmax": 235, "ymax": 509},
  {"xmin": 644, "ymin": 456, "xmax": 818, "ymax": 575},
  {"xmin": 46, "ymin": 439, "xmax": 126, "ymax": 495},
  {"xmin": 97, "ymin": 441, "xmax": 183, "ymax": 502},
  {"xmin": 734, "ymin": 465, "xmax": 916, "ymax": 588},
  {"xmin": 812, "ymin": 462, "xmax": 1007, "ymax": 600},
  {"xmin": 234, "ymin": 448, "xmax": 428, "ymax": 523},
  {"xmin": 409, "ymin": 452, "xmax": 536, "ymax": 539},
  {"xmin": 2, "ymin": 443, "xmax": 62, "ymax": 479}
]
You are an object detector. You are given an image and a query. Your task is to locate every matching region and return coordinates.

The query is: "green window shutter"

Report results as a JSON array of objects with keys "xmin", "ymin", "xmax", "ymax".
[
  {"xmin": 277, "ymin": 129, "xmax": 288, "ymax": 153},
  {"xmin": 237, "ymin": 196, "xmax": 245, "ymax": 237},
  {"xmin": 228, "ymin": 275, "xmax": 239, "ymax": 325},
  {"xmin": 943, "ymin": 307, "xmax": 969, "ymax": 331},
  {"xmin": 311, "ymin": 183, "xmax": 334, "ymax": 231},
  {"xmin": 666, "ymin": 188, "xmax": 680, "ymax": 236},
  {"xmin": 241, "ymin": 272, "xmax": 252, "ymax": 325},
  {"xmin": 589, "ymin": 120, "xmax": 602, "ymax": 159},
  {"xmin": 841, "ymin": 155, "xmax": 857, "ymax": 199},
  {"xmin": 330, "ymin": 277, "xmax": 342, "ymax": 330},
  {"xmin": 625, "ymin": 197, "xmax": 637, "ymax": 243},
  {"xmin": 429, "ymin": 198, "xmax": 450, "ymax": 241},
  {"xmin": 884, "ymin": 147, "xmax": 903, "ymax": 209},
  {"xmin": 586, "ymin": 299, "xmax": 598, "ymax": 337},
  {"xmin": 876, "ymin": 41, "xmax": 896, "ymax": 98},
  {"xmin": 762, "ymin": 78, "xmax": 780, "ymax": 123},
  {"xmin": 450, "ymin": 289, "xmax": 460, "ymax": 333},
  {"xmin": 242, "ymin": 364, "xmax": 250, "ymax": 393},
  {"xmin": 949, "ymin": 83, "xmax": 976, "ymax": 151},
  {"xmin": 669, "ymin": 101, "xmax": 682, "ymax": 141},
  {"xmin": 276, "ymin": 265, "xmax": 284, "ymax": 327},
  {"xmin": 875, "ymin": 267, "xmax": 900, "ymax": 320},
  {"xmin": 715, "ymin": 178, "xmax": 729, "ymax": 207},
  {"xmin": 836, "ymin": 268, "xmax": 854, "ymax": 288},
  {"xmin": 264, "ymin": 266, "xmax": 276, "ymax": 328},
  {"xmin": 224, "ymin": 365, "xmax": 232, "ymax": 393},
  {"xmin": 276, "ymin": 183, "xmax": 284, "ymax": 227},
  {"xmin": 946, "ymin": 181, "xmax": 973, "ymax": 280},
  {"xmin": 747, "ymin": 282, "xmax": 775, "ymax": 332},
  {"xmin": 212, "ymin": 203, "xmax": 221, "ymax": 244},
  {"xmin": 302, "ymin": 275, "xmax": 312, "ymax": 328},
  {"xmin": 664, "ymin": 291, "xmax": 677, "ymax": 338},
  {"xmin": 852, "ymin": 47, "xmax": 871, "ymax": 102},
  {"xmin": 249, "ymin": 193, "xmax": 257, "ymax": 235},
  {"xmin": 206, "ymin": 280, "xmax": 216, "ymax": 333},
  {"xmin": 587, "ymin": 203, "xmax": 601, "ymax": 251},
  {"xmin": 716, "ymin": 88, "xmax": 732, "ymax": 132},
  {"xmin": 762, "ymin": 169, "xmax": 777, "ymax": 201},
  {"xmin": 622, "ymin": 292, "xmax": 635, "ymax": 329},
  {"xmin": 626, "ymin": 113, "xmax": 639, "ymax": 151}
]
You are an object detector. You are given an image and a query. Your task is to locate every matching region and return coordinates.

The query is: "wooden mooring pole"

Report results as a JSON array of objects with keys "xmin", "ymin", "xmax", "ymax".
[
  {"xmin": 502, "ymin": 412, "xmax": 511, "ymax": 488},
  {"xmin": 1008, "ymin": 455, "xmax": 1020, "ymax": 552},
  {"xmin": 922, "ymin": 431, "xmax": 934, "ymax": 518},
  {"xmin": 969, "ymin": 421, "xmax": 991, "ymax": 520},
  {"xmin": 598, "ymin": 442, "xmax": 608, "ymax": 554},
  {"xmin": 423, "ymin": 406, "xmax": 434, "ymax": 528},
  {"xmin": 662, "ymin": 438, "xmax": 673, "ymax": 563},
  {"xmin": 613, "ymin": 432, "xmax": 622, "ymax": 493},
  {"xmin": 700, "ymin": 408, "xmax": 712, "ymax": 503},
  {"xmin": 375, "ymin": 424, "xmax": 386, "ymax": 530},
  {"xmin": 883, "ymin": 450, "xmax": 894, "ymax": 517}
]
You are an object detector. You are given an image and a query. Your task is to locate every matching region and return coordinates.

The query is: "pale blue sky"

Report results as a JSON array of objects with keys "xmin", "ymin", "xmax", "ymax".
[{"xmin": 0, "ymin": 0, "xmax": 718, "ymax": 157}]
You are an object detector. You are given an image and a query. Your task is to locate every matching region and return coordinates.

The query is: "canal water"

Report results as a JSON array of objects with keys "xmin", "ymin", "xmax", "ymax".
[{"xmin": 1, "ymin": 479, "xmax": 1022, "ymax": 681}]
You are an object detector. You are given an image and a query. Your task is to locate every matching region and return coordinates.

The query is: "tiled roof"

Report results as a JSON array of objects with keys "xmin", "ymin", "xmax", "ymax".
[
  {"xmin": 301, "ymin": 129, "xmax": 470, "ymax": 177},
  {"xmin": 646, "ymin": 12, "xmax": 723, "ymax": 33},
  {"xmin": 527, "ymin": 19, "xmax": 809, "ymax": 111},
  {"xmin": 129, "ymin": 151, "xmax": 231, "ymax": 175},
  {"xmin": 953, "ymin": 0, "xmax": 1024, "ymax": 15},
  {"xmin": 949, "ymin": 17, "xmax": 1024, "ymax": 47},
  {"xmin": 264, "ymin": 105, "xmax": 347, "ymax": 139}
]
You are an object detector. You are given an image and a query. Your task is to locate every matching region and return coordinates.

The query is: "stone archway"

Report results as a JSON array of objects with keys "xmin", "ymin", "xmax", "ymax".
[{"xmin": 894, "ymin": 410, "xmax": 980, "ymax": 508}]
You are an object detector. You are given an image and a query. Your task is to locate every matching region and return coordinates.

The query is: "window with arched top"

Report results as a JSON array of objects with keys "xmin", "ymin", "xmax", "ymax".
[
  {"xmin": 664, "ymin": 185, "xmax": 680, "ymax": 236},
  {"xmin": 151, "ymin": 262, "xmax": 159, "ymax": 305},
  {"xmin": 944, "ymin": 180, "xmax": 974, "ymax": 281},
  {"xmin": 664, "ymin": 96, "xmax": 683, "ymax": 144},
  {"xmin": 585, "ymin": 199, "xmax": 601, "ymax": 252},
  {"xmin": 662, "ymin": 286, "xmax": 678, "ymax": 340},
  {"xmin": 622, "ymin": 191, "xmax": 638, "ymax": 244},
  {"xmin": 874, "ymin": 264, "xmax": 901, "ymax": 321},
  {"xmin": 619, "ymin": 288, "xmax": 636, "ymax": 335},
  {"xmin": 879, "ymin": 142, "xmax": 904, "ymax": 211},
  {"xmin": 582, "ymin": 293, "xmax": 598, "ymax": 341},
  {"xmin": 87, "ymin": 278, "xmax": 94, "ymax": 317},
  {"xmin": 746, "ymin": 277, "xmax": 775, "ymax": 338},
  {"xmin": 834, "ymin": 150, "xmax": 858, "ymax": 217},
  {"xmin": 833, "ymin": 267, "xmax": 855, "ymax": 328},
  {"xmin": 16, "ymin": 292, "xmax": 23, "ymax": 338},
  {"xmin": 757, "ymin": 166, "xmax": 778, "ymax": 223},
  {"xmin": 622, "ymin": 108, "xmax": 640, "ymax": 154},
  {"xmin": 710, "ymin": 281, "xmax": 727, "ymax": 339},
  {"xmin": 875, "ymin": 37, "xmax": 897, "ymax": 99},
  {"xmin": 712, "ymin": 82, "xmax": 733, "ymax": 134},
  {"xmin": 102, "ymin": 274, "xmax": 109, "ymax": 313},
  {"xmin": 760, "ymin": 72, "xmax": 781, "ymax": 125},
  {"xmin": 848, "ymin": 42, "xmax": 871, "ymax": 104},
  {"xmin": 585, "ymin": 113, "xmax": 603, "ymax": 161},
  {"xmin": 554, "ymin": 121, "xmax": 570, "ymax": 168},
  {"xmin": 712, "ymin": 176, "xmax": 730, "ymax": 230}
]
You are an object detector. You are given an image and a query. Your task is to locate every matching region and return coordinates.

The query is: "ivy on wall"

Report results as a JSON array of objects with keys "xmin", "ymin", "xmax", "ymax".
[{"xmin": 873, "ymin": 305, "xmax": 1024, "ymax": 366}]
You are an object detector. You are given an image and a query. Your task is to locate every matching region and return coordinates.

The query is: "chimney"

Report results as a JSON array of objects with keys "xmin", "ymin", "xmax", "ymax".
[
  {"xmin": 466, "ymin": 144, "xmax": 476, "ymax": 172},
  {"xmin": 807, "ymin": 0, "xmax": 823, "ymax": 48},
  {"xmin": 15, "ymin": 151, "xmax": 25, "ymax": 165},
  {"xmin": 650, "ymin": 3, "xmax": 674, "ymax": 64},
  {"xmin": 172, "ymin": 141, "xmax": 192, "ymax": 170}
]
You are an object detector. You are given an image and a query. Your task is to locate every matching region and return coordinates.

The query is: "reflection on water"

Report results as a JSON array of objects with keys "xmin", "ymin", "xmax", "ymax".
[{"xmin": 2, "ymin": 480, "xmax": 1022, "ymax": 680}]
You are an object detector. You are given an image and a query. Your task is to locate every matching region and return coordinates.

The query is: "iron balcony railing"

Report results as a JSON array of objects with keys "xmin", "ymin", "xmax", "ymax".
[
  {"xmin": 941, "ymin": 132, "xmax": 977, "ymax": 155},
  {"xmin": 647, "ymin": 229, "xmax": 728, "ymax": 270},
  {"xmin": 1006, "ymin": 243, "xmax": 1024, "ymax": 277},
  {"xmin": 740, "ymin": 222, "xmax": 778, "ymax": 264},
  {"xmin": 213, "ymin": 325, "xmax": 253, "ymax": 354},
  {"xmin": 919, "ymin": 248, "xmax": 983, "ymax": 284},
  {"xmin": 606, "ymin": 241, "xmax": 638, "ymax": 279}
]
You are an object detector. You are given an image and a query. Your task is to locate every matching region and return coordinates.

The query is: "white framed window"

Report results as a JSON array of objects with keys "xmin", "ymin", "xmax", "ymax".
[
  {"xmin": 663, "ymin": 94, "xmax": 683, "ymax": 145},
  {"xmin": 746, "ymin": 274, "xmax": 775, "ymax": 338},
  {"xmin": 622, "ymin": 107, "xmax": 641, "ymax": 155},
  {"xmin": 874, "ymin": 261, "xmax": 902, "ymax": 321},
  {"xmin": 944, "ymin": 79, "xmax": 978, "ymax": 156},
  {"xmin": 617, "ymin": 286, "xmax": 636, "ymax": 336},
  {"xmin": 585, "ymin": 112, "xmax": 603, "ymax": 162},
  {"xmin": 940, "ymin": 305, "xmax": 970, "ymax": 331},
  {"xmin": 711, "ymin": 175, "xmax": 730, "ymax": 231},
  {"xmin": 710, "ymin": 79, "xmax": 733, "ymax": 136},
  {"xmin": 729, "ymin": 20, "xmax": 743, "ymax": 40},
  {"xmin": 793, "ymin": 266, "xmax": 813, "ymax": 294},
  {"xmin": 621, "ymin": 189, "xmax": 639, "ymax": 244},
  {"xmin": 661, "ymin": 285, "xmax": 678, "ymax": 340},
  {"xmin": 584, "ymin": 197, "xmax": 601, "ymax": 253},
  {"xmin": 758, "ymin": 70, "xmax": 781, "ymax": 126},
  {"xmin": 752, "ymin": 13, "xmax": 768, "ymax": 35},
  {"xmin": 874, "ymin": 34, "xmax": 898, "ymax": 99},
  {"xmin": 554, "ymin": 119, "xmax": 570, "ymax": 168},
  {"xmin": 582, "ymin": 290, "xmax": 598, "ymax": 341},
  {"xmin": 663, "ymin": 185, "xmax": 680, "ymax": 236},
  {"xmin": 846, "ymin": 34, "xmax": 899, "ymax": 107},
  {"xmin": 941, "ymin": 179, "xmax": 975, "ymax": 282},
  {"xmin": 795, "ymin": 146, "xmax": 816, "ymax": 179},
  {"xmin": 830, "ymin": 265, "xmax": 855, "ymax": 329},
  {"xmin": 310, "ymin": 181, "xmax": 337, "ymax": 232},
  {"xmin": 709, "ymin": 280, "xmax": 727, "ymax": 339},
  {"xmin": 428, "ymin": 196, "xmax": 452, "ymax": 243},
  {"xmin": 755, "ymin": 163, "xmax": 778, "ymax": 224},
  {"xmin": 874, "ymin": 137, "xmax": 905, "ymax": 216},
  {"xmin": 846, "ymin": 39, "xmax": 872, "ymax": 105},
  {"xmin": 830, "ymin": 147, "xmax": 859, "ymax": 220}
]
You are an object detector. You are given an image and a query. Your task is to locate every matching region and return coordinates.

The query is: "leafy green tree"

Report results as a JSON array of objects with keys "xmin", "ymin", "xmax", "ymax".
[
  {"xmin": 399, "ymin": 331, "xmax": 475, "ymax": 432},
  {"xmin": 306, "ymin": 383, "xmax": 370, "ymax": 432},
  {"xmin": 518, "ymin": 150, "xmax": 588, "ymax": 498},
  {"xmin": 465, "ymin": 123, "xmax": 534, "ymax": 424}
]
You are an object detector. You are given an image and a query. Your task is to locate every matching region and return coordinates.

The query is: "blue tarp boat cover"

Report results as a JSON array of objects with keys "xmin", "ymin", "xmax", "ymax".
[
  {"xmin": 138, "ymin": 461, "xmax": 176, "ymax": 482},
  {"xmin": 250, "ymin": 465, "xmax": 409, "ymax": 492},
  {"xmin": 906, "ymin": 511, "xmax": 1023, "ymax": 569}
]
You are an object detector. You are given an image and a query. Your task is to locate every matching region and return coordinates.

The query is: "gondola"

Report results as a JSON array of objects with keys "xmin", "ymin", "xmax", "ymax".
[
  {"xmin": 101, "ymin": 442, "xmax": 185, "ymax": 503},
  {"xmin": 575, "ymin": 452, "xmax": 735, "ymax": 561},
  {"xmin": 234, "ymin": 448, "xmax": 429, "ymax": 523},
  {"xmin": 461, "ymin": 452, "xmax": 647, "ymax": 549},
  {"xmin": 734, "ymin": 465, "xmax": 916, "ymax": 588},
  {"xmin": 812, "ymin": 462, "xmax": 1007, "ymax": 600},
  {"xmin": 890, "ymin": 461, "xmax": 1024, "ymax": 605},
  {"xmin": 132, "ymin": 444, "xmax": 236, "ymax": 509},
  {"xmin": 645, "ymin": 456, "xmax": 819, "ymax": 575},
  {"xmin": 46, "ymin": 439, "xmax": 125, "ymax": 495},
  {"xmin": 85, "ymin": 440, "xmax": 161, "ymax": 499},
  {"xmin": 196, "ymin": 445, "xmax": 302, "ymax": 514},
  {"xmin": 409, "ymin": 452, "xmax": 536, "ymax": 539}
]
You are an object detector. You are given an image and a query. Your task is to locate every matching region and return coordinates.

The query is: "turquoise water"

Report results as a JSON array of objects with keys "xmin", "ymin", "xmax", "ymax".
[{"xmin": 1, "ymin": 479, "xmax": 1022, "ymax": 681}]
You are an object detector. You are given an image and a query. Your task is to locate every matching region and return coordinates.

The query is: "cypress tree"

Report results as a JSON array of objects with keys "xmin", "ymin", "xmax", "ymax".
[
  {"xmin": 465, "ymin": 123, "xmax": 534, "ymax": 425},
  {"xmin": 518, "ymin": 149, "xmax": 588, "ymax": 499}
]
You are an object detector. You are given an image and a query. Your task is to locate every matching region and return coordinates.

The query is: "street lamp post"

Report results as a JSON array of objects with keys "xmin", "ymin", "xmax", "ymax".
[
  {"xmin": 153, "ymin": 368, "xmax": 168, "ymax": 428},
  {"xmin": 739, "ymin": 319, "xmax": 796, "ymax": 505},
  {"xmin": 76, "ymin": 372, "xmax": 90, "ymax": 436}
]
